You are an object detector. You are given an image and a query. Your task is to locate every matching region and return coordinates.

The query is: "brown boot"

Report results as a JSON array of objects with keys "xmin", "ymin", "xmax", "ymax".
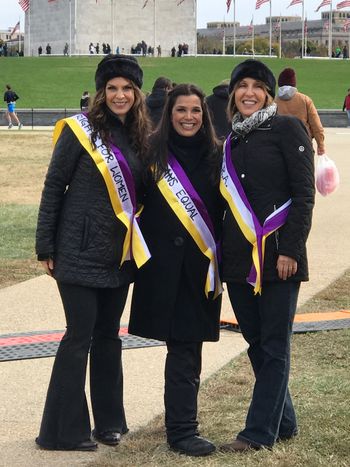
[{"xmin": 220, "ymin": 438, "xmax": 259, "ymax": 452}]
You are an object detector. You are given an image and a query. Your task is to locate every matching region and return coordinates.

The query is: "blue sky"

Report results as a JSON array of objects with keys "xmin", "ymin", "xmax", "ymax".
[{"xmin": 0, "ymin": 0, "xmax": 327, "ymax": 31}]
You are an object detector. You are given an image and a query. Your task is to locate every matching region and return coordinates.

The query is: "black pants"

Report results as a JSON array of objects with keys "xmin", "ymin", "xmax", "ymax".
[
  {"xmin": 227, "ymin": 281, "xmax": 300, "ymax": 448},
  {"xmin": 36, "ymin": 282, "xmax": 129, "ymax": 449},
  {"xmin": 164, "ymin": 340, "xmax": 203, "ymax": 444}
]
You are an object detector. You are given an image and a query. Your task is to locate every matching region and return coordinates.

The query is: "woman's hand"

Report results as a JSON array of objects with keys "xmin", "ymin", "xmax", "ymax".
[
  {"xmin": 276, "ymin": 255, "xmax": 297, "ymax": 281},
  {"xmin": 40, "ymin": 259, "xmax": 54, "ymax": 277}
]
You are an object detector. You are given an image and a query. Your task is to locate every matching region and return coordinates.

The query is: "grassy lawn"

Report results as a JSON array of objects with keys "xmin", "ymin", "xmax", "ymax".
[{"xmin": 0, "ymin": 56, "xmax": 348, "ymax": 108}]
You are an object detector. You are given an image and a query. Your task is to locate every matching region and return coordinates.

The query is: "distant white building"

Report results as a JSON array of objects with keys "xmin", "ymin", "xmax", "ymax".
[{"xmin": 23, "ymin": 0, "xmax": 196, "ymax": 57}]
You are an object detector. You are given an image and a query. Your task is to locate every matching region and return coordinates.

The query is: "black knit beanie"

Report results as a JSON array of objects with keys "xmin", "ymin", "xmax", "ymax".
[
  {"xmin": 95, "ymin": 54, "xmax": 143, "ymax": 90},
  {"xmin": 228, "ymin": 59, "xmax": 276, "ymax": 98}
]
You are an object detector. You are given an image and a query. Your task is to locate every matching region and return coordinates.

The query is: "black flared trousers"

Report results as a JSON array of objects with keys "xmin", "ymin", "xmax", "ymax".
[
  {"xmin": 36, "ymin": 282, "xmax": 129, "ymax": 449},
  {"xmin": 164, "ymin": 340, "xmax": 203, "ymax": 444}
]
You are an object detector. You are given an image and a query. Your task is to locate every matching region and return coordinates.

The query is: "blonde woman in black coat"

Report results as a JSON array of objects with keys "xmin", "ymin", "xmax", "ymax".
[
  {"xmin": 220, "ymin": 60, "xmax": 315, "ymax": 452},
  {"xmin": 35, "ymin": 55, "xmax": 150, "ymax": 451},
  {"xmin": 129, "ymin": 84, "xmax": 224, "ymax": 457}
]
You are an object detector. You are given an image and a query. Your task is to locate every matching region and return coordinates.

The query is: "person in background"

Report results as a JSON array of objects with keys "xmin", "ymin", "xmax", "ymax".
[
  {"xmin": 220, "ymin": 59, "xmax": 315, "ymax": 452},
  {"xmin": 80, "ymin": 90, "xmax": 90, "ymax": 111},
  {"xmin": 275, "ymin": 68, "xmax": 325, "ymax": 155},
  {"xmin": 205, "ymin": 79, "xmax": 231, "ymax": 140},
  {"xmin": 35, "ymin": 54, "xmax": 150, "ymax": 451},
  {"xmin": 3, "ymin": 84, "xmax": 22, "ymax": 130},
  {"xmin": 38, "ymin": 45, "xmax": 42, "ymax": 56},
  {"xmin": 145, "ymin": 76, "xmax": 173, "ymax": 128},
  {"xmin": 129, "ymin": 84, "xmax": 223, "ymax": 457},
  {"xmin": 342, "ymin": 88, "xmax": 350, "ymax": 127}
]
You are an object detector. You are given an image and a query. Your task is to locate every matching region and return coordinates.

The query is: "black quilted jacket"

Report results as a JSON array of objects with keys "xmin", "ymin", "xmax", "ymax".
[
  {"xmin": 35, "ymin": 111, "xmax": 144, "ymax": 288},
  {"xmin": 222, "ymin": 114, "xmax": 315, "ymax": 284}
]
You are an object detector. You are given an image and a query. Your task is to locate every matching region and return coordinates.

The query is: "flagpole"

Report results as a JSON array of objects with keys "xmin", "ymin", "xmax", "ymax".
[
  {"xmin": 328, "ymin": 1, "xmax": 333, "ymax": 58},
  {"xmin": 233, "ymin": 0, "xmax": 236, "ymax": 56},
  {"xmin": 252, "ymin": 20, "xmax": 255, "ymax": 58},
  {"xmin": 69, "ymin": 0, "xmax": 72, "ymax": 57},
  {"xmin": 301, "ymin": 0, "xmax": 304, "ymax": 58},
  {"xmin": 269, "ymin": 0, "xmax": 272, "ymax": 56},
  {"xmin": 74, "ymin": 0, "xmax": 77, "ymax": 55},
  {"xmin": 223, "ymin": 16, "xmax": 226, "ymax": 55},
  {"xmin": 194, "ymin": 0, "xmax": 197, "ymax": 56},
  {"xmin": 279, "ymin": 13, "xmax": 282, "ymax": 58},
  {"xmin": 304, "ymin": 15, "xmax": 307, "ymax": 56},
  {"xmin": 153, "ymin": 0, "xmax": 156, "ymax": 53}
]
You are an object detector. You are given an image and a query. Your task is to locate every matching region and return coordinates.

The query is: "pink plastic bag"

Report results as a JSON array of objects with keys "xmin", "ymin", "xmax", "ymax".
[{"xmin": 315, "ymin": 155, "xmax": 340, "ymax": 196}]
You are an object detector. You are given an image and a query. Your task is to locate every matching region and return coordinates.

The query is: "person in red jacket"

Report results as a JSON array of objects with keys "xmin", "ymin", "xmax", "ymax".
[{"xmin": 342, "ymin": 88, "xmax": 350, "ymax": 127}]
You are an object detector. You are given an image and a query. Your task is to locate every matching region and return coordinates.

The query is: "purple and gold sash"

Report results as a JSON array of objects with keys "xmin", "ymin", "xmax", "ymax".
[
  {"xmin": 220, "ymin": 135, "xmax": 291, "ymax": 294},
  {"xmin": 53, "ymin": 113, "xmax": 151, "ymax": 268},
  {"xmin": 156, "ymin": 154, "xmax": 222, "ymax": 299}
]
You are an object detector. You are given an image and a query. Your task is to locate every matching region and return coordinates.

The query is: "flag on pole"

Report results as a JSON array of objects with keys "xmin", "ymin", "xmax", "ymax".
[
  {"xmin": 226, "ymin": 0, "xmax": 232, "ymax": 13},
  {"xmin": 315, "ymin": 0, "xmax": 331, "ymax": 12},
  {"xmin": 10, "ymin": 21, "xmax": 20, "ymax": 39},
  {"xmin": 344, "ymin": 18, "xmax": 350, "ymax": 30},
  {"xmin": 337, "ymin": 1, "xmax": 350, "ymax": 9},
  {"xmin": 248, "ymin": 17, "xmax": 254, "ymax": 33},
  {"xmin": 287, "ymin": 0, "xmax": 303, "ymax": 7},
  {"xmin": 18, "ymin": 0, "xmax": 30, "ymax": 11},
  {"xmin": 256, "ymin": 0, "xmax": 269, "ymax": 9}
]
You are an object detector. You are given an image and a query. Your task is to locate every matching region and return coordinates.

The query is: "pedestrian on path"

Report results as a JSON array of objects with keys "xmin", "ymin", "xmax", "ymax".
[
  {"xmin": 220, "ymin": 60, "xmax": 315, "ymax": 452},
  {"xmin": 342, "ymin": 88, "xmax": 350, "ymax": 126},
  {"xmin": 35, "ymin": 54, "xmax": 151, "ymax": 451},
  {"xmin": 129, "ymin": 84, "xmax": 224, "ymax": 457},
  {"xmin": 3, "ymin": 84, "xmax": 22, "ymax": 129},
  {"xmin": 275, "ymin": 68, "xmax": 325, "ymax": 155}
]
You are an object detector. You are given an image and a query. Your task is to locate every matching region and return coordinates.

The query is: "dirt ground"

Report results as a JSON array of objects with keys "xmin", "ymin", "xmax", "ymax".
[{"xmin": 0, "ymin": 132, "xmax": 52, "ymax": 204}]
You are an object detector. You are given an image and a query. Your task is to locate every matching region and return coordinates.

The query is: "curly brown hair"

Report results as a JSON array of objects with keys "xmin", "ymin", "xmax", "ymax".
[{"xmin": 88, "ymin": 81, "xmax": 151, "ymax": 162}]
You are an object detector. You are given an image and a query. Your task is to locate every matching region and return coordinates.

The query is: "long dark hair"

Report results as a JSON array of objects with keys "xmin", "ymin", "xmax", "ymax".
[
  {"xmin": 150, "ymin": 83, "xmax": 221, "ymax": 182},
  {"xmin": 88, "ymin": 81, "xmax": 151, "ymax": 162}
]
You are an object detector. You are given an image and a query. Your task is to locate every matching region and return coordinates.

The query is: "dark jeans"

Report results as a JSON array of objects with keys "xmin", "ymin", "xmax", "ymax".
[
  {"xmin": 164, "ymin": 340, "xmax": 203, "ymax": 444},
  {"xmin": 36, "ymin": 282, "xmax": 129, "ymax": 449},
  {"xmin": 227, "ymin": 281, "xmax": 300, "ymax": 448}
]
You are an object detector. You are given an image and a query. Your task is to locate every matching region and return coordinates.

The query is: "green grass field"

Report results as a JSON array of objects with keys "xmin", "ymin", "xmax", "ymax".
[{"xmin": 1, "ymin": 56, "xmax": 349, "ymax": 109}]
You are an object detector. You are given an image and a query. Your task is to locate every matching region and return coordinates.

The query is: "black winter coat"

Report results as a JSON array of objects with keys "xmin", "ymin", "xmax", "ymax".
[
  {"xmin": 222, "ymin": 114, "xmax": 315, "ymax": 284},
  {"xmin": 206, "ymin": 84, "xmax": 231, "ymax": 140},
  {"xmin": 35, "ymin": 111, "xmax": 144, "ymax": 288},
  {"xmin": 146, "ymin": 89, "xmax": 168, "ymax": 127},
  {"xmin": 129, "ymin": 134, "xmax": 224, "ymax": 342}
]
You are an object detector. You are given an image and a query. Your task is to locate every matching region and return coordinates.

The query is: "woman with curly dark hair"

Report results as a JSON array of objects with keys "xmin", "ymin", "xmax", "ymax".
[
  {"xmin": 35, "ymin": 55, "xmax": 151, "ymax": 451},
  {"xmin": 129, "ymin": 84, "xmax": 224, "ymax": 457}
]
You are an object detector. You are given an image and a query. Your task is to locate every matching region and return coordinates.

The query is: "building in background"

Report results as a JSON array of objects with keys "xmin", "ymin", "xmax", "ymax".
[
  {"xmin": 21, "ymin": 0, "xmax": 196, "ymax": 57},
  {"xmin": 198, "ymin": 10, "xmax": 350, "ymax": 56}
]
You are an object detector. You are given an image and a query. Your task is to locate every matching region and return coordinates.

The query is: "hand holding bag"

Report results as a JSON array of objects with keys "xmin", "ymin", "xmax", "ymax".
[{"xmin": 315, "ymin": 155, "xmax": 340, "ymax": 196}]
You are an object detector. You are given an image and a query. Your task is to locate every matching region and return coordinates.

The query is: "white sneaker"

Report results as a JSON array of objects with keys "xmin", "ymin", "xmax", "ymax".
[
  {"xmin": 18, "ymin": 123, "xmax": 23, "ymax": 130},
  {"xmin": 8, "ymin": 123, "xmax": 13, "ymax": 129}
]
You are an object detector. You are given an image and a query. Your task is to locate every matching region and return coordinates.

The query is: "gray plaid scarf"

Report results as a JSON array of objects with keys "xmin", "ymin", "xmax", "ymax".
[{"xmin": 231, "ymin": 103, "xmax": 277, "ymax": 137}]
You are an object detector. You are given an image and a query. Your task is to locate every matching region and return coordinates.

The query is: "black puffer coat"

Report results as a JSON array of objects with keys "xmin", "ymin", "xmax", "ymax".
[
  {"xmin": 35, "ymin": 111, "xmax": 144, "ymax": 288},
  {"xmin": 129, "ymin": 132, "xmax": 224, "ymax": 342},
  {"xmin": 222, "ymin": 114, "xmax": 315, "ymax": 284}
]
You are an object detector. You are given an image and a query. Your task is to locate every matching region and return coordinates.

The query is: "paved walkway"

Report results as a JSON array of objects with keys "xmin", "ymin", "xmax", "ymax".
[{"xmin": 0, "ymin": 128, "xmax": 349, "ymax": 466}]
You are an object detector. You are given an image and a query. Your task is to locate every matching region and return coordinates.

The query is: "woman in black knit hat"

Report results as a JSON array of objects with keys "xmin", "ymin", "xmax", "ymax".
[
  {"xmin": 220, "ymin": 59, "xmax": 315, "ymax": 452},
  {"xmin": 35, "ymin": 55, "xmax": 151, "ymax": 451}
]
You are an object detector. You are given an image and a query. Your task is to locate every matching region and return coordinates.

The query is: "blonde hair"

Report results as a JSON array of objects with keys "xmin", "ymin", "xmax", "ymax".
[{"xmin": 226, "ymin": 80, "xmax": 274, "ymax": 121}]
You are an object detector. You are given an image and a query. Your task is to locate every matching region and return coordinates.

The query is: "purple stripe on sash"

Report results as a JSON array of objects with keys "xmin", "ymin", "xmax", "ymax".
[
  {"xmin": 109, "ymin": 142, "xmax": 137, "ymax": 211},
  {"xmin": 168, "ymin": 153, "xmax": 216, "ymax": 238}
]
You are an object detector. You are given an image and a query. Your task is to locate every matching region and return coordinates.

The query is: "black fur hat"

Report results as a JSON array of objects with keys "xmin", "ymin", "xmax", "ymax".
[
  {"xmin": 95, "ymin": 54, "xmax": 143, "ymax": 90},
  {"xmin": 228, "ymin": 59, "xmax": 276, "ymax": 98}
]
